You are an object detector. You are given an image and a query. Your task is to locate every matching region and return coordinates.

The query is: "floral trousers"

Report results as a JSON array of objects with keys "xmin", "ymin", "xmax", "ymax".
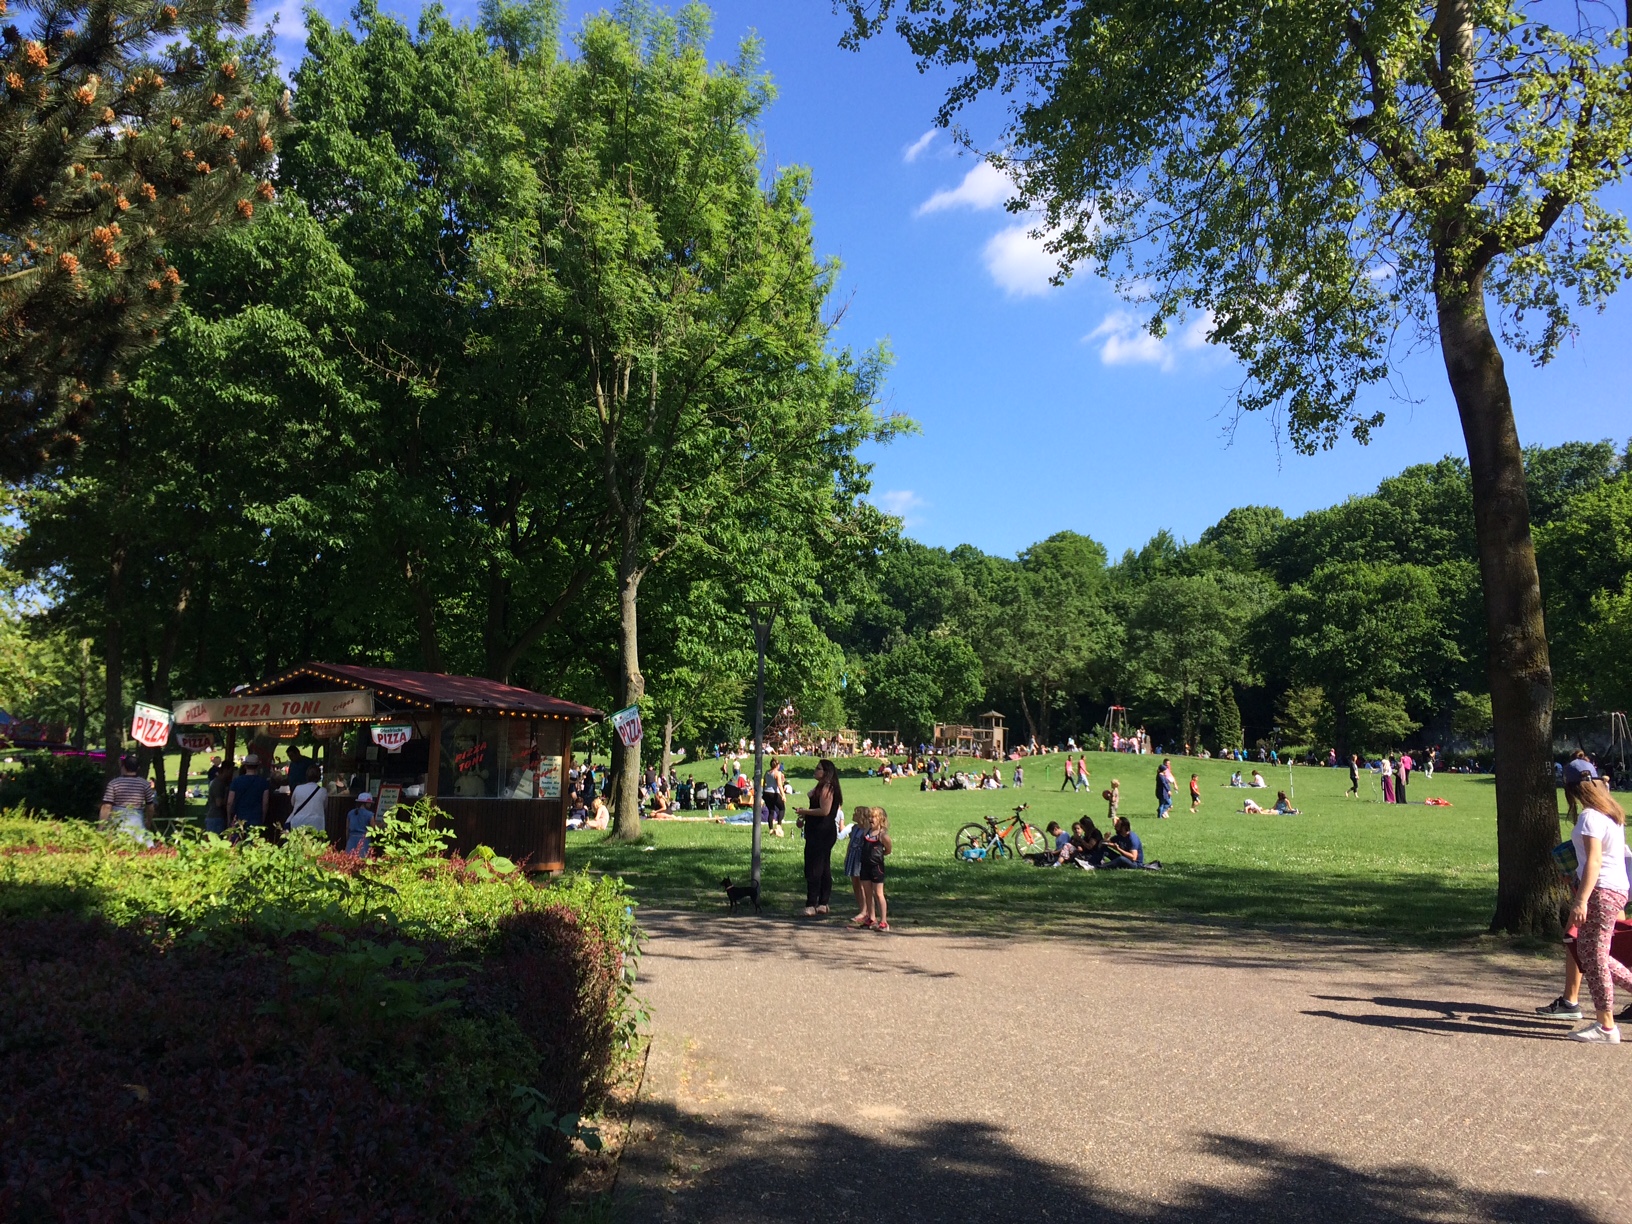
[{"xmin": 1578, "ymin": 887, "xmax": 1632, "ymax": 1015}]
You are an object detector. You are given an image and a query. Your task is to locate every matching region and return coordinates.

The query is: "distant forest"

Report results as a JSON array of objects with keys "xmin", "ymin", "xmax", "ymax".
[{"xmin": 818, "ymin": 440, "xmax": 1632, "ymax": 759}]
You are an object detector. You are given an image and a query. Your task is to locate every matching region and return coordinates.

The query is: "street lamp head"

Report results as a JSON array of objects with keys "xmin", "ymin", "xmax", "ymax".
[{"xmin": 746, "ymin": 600, "xmax": 780, "ymax": 633}]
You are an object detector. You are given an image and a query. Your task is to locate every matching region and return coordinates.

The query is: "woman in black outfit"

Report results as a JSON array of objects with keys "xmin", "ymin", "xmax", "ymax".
[{"xmin": 795, "ymin": 758, "xmax": 842, "ymax": 916}]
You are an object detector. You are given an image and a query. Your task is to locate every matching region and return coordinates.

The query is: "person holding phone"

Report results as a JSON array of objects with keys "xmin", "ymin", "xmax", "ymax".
[{"xmin": 795, "ymin": 758, "xmax": 842, "ymax": 916}]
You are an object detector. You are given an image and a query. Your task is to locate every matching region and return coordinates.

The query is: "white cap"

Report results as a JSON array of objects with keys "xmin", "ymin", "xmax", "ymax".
[{"xmin": 356, "ymin": 792, "xmax": 374, "ymax": 804}]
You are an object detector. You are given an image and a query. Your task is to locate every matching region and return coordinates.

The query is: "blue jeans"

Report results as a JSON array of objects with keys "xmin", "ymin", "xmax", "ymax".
[{"xmin": 204, "ymin": 814, "xmax": 227, "ymax": 834}]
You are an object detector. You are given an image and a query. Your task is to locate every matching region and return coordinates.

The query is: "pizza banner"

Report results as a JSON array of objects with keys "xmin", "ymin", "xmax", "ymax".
[
  {"xmin": 611, "ymin": 705, "xmax": 643, "ymax": 748},
  {"xmin": 177, "ymin": 732, "xmax": 217, "ymax": 753},
  {"xmin": 130, "ymin": 702, "xmax": 173, "ymax": 749},
  {"xmin": 173, "ymin": 689, "xmax": 375, "ymax": 726}
]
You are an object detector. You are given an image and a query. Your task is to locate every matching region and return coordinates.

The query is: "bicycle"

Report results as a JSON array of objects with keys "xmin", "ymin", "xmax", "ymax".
[{"xmin": 954, "ymin": 803, "xmax": 1048, "ymax": 863}]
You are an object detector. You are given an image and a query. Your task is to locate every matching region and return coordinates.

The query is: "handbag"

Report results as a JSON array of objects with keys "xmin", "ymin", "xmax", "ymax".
[{"xmin": 1551, "ymin": 840, "xmax": 1579, "ymax": 878}]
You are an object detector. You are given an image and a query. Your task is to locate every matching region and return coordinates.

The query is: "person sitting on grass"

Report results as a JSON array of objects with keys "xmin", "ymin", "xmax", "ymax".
[
  {"xmin": 1249, "ymin": 769, "xmax": 1268, "ymax": 788},
  {"xmin": 1046, "ymin": 820, "xmax": 1073, "ymax": 866},
  {"xmin": 1229, "ymin": 770, "xmax": 1244, "ymax": 787},
  {"xmin": 1103, "ymin": 816, "xmax": 1162, "ymax": 870},
  {"xmin": 1273, "ymin": 790, "xmax": 1300, "ymax": 814},
  {"xmin": 1073, "ymin": 819, "xmax": 1109, "ymax": 869}
]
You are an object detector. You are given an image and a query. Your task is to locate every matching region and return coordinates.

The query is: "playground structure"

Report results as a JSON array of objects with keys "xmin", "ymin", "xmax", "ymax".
[
  {"xmin": 933, "ymin": 711, "xmax": 1006, "ymax": 759},
  {"xmin": 1102, "ymin": 705, "xmax": 1133, "ymax": 747}
]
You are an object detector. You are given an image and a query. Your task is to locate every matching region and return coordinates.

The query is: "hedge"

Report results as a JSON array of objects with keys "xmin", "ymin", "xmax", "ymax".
[{"xmin": 0, "ymin": 803, "xmax": 642, "ymax": 1222}]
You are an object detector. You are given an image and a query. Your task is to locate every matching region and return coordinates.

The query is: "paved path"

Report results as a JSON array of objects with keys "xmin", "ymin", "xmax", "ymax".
[{"xmin": 614, "ymin": 911, "xmax": 1632, "ymax": 1223}]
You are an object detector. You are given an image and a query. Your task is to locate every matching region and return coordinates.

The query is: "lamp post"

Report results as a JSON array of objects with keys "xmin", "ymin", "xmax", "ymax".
[{"xmin": 747, "ymin": 600, "xmax": 779, "ymax": 888}]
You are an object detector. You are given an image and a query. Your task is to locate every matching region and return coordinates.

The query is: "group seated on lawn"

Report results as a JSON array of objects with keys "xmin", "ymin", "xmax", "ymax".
[{"xmin": 1039, "ymin": 816, "xmax": 1162, "ymax": 871}]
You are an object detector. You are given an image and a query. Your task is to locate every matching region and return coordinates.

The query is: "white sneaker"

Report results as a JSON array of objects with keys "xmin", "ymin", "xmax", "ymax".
[{"xmin": 1569, "ymin": 1023, "xmax": 1621, "ymax": 1044}]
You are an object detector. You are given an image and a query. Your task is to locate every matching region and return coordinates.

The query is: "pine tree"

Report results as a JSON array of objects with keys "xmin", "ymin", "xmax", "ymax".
[
  {"xmin": 1211, "ymin": 684, "xmax": 1242, "ymax": 755},
  {"xmin": 1, "ymin": 0, "xmax": 288, "ymax": 476}
]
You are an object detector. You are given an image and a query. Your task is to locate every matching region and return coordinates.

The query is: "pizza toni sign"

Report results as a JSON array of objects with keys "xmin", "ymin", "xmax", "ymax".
[{"xmin": 172, "ymin": 690, "xmax": 376, "ymax": 726}]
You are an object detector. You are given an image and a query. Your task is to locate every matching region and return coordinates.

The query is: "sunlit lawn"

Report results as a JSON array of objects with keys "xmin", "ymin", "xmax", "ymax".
[{"xmin": 567, "ymin": 751, "xmax": 1525, "ymax": 942}]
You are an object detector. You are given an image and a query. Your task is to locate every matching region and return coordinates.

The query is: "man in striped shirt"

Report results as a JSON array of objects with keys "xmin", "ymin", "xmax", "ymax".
[{"xmin": 100, "ymin": 754, "xmax": 157, "ymax": 843}]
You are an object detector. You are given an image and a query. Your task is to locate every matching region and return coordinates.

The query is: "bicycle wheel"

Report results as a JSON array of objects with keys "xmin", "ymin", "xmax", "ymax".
[
  {"xmin": 954, "ymin": 824, "xmax": 988, "ymax": 862},
  {"xmin": 1011, "ymin": 822, "xmax": 1049, "ymax": 859},
  {"xmin": 988, "ymin": 830, "xmax": 1014, "ymax": 860}
]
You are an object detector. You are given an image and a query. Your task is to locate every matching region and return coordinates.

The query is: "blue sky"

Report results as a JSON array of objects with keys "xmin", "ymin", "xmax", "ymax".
[{"xmin": 272, "ymin": 1, "xmax": 1632, "ymax": 560}]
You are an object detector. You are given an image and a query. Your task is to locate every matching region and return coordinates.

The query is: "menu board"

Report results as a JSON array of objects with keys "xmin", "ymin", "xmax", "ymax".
[
  {"xmin": 538, "ymin": 755, "xmax": 562, "ymax": 799},
  {"xmin": 376, "ymin": 782, "xmax": 403, "ymax": 814}
]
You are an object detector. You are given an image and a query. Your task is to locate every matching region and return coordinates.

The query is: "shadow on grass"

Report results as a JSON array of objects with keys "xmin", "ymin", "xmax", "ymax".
[
  {"xmin": 572, "ymin": 836, "xmax": 1496, "ymax": 945},
  {"xmin": 614, "ymin": 1102, "xmax": 1595, "ymax": 1223}
]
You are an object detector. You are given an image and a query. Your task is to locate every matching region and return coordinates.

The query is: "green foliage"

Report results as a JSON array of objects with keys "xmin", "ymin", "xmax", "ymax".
[
  {"xmin": 1452, "ymin": 691, "xmax": 1494, "ymax": 739},
  {"xmin": 856, "ymin": 633, "xmax": 985, "ymax": 740},
  {"xmin": 0, "ymin": 0, "xmax": 289, "ymax": 475},
  {"xmin": 1208, "ymin": 684, "xmax": 1242, "ymax": 754},
  {"xmin": 1348, "ymin": 690, "xmax": 1421, "ymax": 752},
  {"xmin": 845, "ymin": 2, "xmax": 1632, "ymax": 447},
  {"xmin": 373, "ymin": 798, "xmax": 454, "ymax": 861},
  {"xmin": 0, "ymin": 751, "xmax": 104, "ymax": 821}
]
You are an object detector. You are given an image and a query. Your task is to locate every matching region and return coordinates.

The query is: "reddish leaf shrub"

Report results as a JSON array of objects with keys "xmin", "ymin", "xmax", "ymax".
[{"xmin": 0, "ymin": 907, "xmax": 631, "ymax": 1222}]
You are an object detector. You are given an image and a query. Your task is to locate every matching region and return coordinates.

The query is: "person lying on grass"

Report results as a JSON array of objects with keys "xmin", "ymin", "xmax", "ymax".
[
  {"xmin": 1102, "ymin": 816, "xmax": 1161, "ymax": 870},
  {"xmin": 1242, "ymin": 791, "xmax": 1300, "ymax": 815}
]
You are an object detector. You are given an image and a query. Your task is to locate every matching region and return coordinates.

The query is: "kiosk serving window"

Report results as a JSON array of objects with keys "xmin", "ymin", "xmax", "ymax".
[{"xmin": 439, "ymin": 717, "xmax": 565, "ymax": 799}]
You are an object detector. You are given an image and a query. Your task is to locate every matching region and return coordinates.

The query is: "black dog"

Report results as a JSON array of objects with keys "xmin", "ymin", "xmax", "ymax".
[{"xmin": 720, "ymin": 877, "xmax": 760, "ymax": 913}]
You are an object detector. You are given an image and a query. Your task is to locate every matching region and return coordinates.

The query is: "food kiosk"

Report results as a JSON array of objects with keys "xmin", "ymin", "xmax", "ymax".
[{"xmin": 172, "ymin": 663, "xmax": 601, "ymax": 872}]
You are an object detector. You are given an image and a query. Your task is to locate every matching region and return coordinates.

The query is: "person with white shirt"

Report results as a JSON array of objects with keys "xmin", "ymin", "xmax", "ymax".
[
  {"xmin": 286, "ymin": 764, "xmax": 328, "ymax": 832},
  {"xmin": 1565, "ymin": 777, "xmax": 1632, "ymax": 1043}
]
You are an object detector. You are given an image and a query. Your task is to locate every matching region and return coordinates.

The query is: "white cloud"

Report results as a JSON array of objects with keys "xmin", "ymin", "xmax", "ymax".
[
  {"xmin": 1084, "ymin": 310, "xmax": 1215, "ymax": 370},
  {"xmin": 982, "ymin": 222, "xmax": 1060, "ymax": 297},
  {"xmin": 873, "ymin": 489, "xmax": 928, "ymax": 527},
  {"xmin": 902, "ymin": 128, "xmax": 938, "ymax": 164},
  {"xmin": 916, "ymin": 161, "xmax": 1012, "ymax": 215}
]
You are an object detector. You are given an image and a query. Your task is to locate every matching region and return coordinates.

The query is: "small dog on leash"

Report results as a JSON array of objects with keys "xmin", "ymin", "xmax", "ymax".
[{"xmin": 720, "ymin": 877, "xmax": 760, "ymax": 913}]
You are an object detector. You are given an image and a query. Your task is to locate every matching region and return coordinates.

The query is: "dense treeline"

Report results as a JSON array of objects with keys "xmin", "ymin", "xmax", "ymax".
[
  {"xmin": 824, "ymin": 443, "xmax": 1632, "ymax": 759},
  {"xmin": 3, "ymin": 3, "xmax": 1629, "ymax": 833}
]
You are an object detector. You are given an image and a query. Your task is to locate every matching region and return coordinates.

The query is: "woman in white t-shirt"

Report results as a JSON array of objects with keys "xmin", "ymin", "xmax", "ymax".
[
  {"xmin": 1567, "ymin": 778, "xmax": 1632, "ymax": 1043},
  {"xmin": 287, "ymin": 765, "xmax": 328, "ymax": 833}
]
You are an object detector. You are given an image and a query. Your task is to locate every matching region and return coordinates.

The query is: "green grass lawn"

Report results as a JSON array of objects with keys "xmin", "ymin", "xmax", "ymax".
[{"xmin": 566, "ymin": 752, "xmax": 1526, "ymax": 942}]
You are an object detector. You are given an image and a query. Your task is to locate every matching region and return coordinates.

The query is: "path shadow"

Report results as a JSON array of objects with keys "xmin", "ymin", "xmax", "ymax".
[
  {"xmin": 1303, "ymin": 994, "xmax": 1567, "ymax": 1041},
  {"xmin": 615, "ymin": 1100, "xmax": 1598, "ymax": 1223}
]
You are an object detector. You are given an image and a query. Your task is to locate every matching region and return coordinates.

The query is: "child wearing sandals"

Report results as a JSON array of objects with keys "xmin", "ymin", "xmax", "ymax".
[
  {"xmin": 851, "ymin": 807, "xmax": 893, "ymax": 931},
  {"xmin": 844, "ymin": 806, "xmax": 874, "ymax": 922}
]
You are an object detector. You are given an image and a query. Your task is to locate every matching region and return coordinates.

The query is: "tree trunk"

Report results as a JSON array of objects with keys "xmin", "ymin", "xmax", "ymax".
[
  {"xmin": 103, "ymin": 546, "xmax": 125, "ymax": 777},
  {"xmin": 660, "ymin": 713, "xmax": 673, "ymax": 785},
  {"xmin": 1017, "ymin": 683, "xmax": 1040, "ymax": 746},
  {"xmin": 1437, "ymin": 279, "xmax": 1560, "ymax": 935},
  {"xmin": 1333, "ymin": 694, "xmax": 1351, "ymax": 764},
  {"xmin": 609, "ymin": 548, "xmax": 646, "ymax": 841}
]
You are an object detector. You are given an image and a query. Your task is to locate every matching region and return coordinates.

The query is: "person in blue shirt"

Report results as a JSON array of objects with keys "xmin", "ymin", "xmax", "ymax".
[
  {"xmin": 346, "ymin": 792, "xmax": 377, "ymax": 855},
  {"xmin": 1155, "ymin": 758, "xmax": 1175, "ymax": 819},
  {"xmin": 1104, "ymin": 816, "xmax": 1161, "ymax": 870},
  {"xmin": 227, "ymin": 754, "xmax": 271, "ymax": 830}
]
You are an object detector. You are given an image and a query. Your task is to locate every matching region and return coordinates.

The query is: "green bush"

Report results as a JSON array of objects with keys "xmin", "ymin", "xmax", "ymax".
[
  {"xmin": 0, "ymin": 808, "xmax": 643, "ymax": 1220},
  {"xmin": 0, "ymin": 749, "xmax": 105, "ymax": 821}
]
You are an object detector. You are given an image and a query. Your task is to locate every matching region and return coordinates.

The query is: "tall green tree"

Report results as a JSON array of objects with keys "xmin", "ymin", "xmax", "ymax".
[
  {"xmin": 1, "ymin": 3, "xmax": 287, "ymax": 475},
  {"xmin": 532, "ymin": 12, "xmax": 897, "ymax": 837},
  {"xmin": 1274, "ymin": 562, "xmax": 1454, "ymax": 759},
  {"xmin": 844, "ymin": 0, "xmax": 1632, "ymax": 931}
]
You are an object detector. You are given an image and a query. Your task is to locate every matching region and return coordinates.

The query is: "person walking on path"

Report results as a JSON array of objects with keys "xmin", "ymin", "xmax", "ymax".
[
  {"xmin": 1396, "ymin": 751, "xmax": 1412, "ymax": 805},
  {"xmin": 1061, "ymin": 755, "xmax": 1077, "ymax": 792},
  {"xmin": 1155, "ymin": 758, "xmax": 1175, "ymax": 819},
  {"xmin": 1537, "ymin": 758, "xmax": 1613, "ymax": 1023},
  {"xmin": 1380, "ymin": 754, "xmax": 1396, "ymax": 804},
  {"xmin": 99, "ymin": 753, "xmax": 157, "ymax": 844},
  {"xmin": 1347, "ymin": 754, "xmax": 1361, "ymax": 799},
  {"xmin": 1077, "ymin": 756, "xmax": 1090, "ymax": 792},
  {"xmin": 227, "ymin": 753, "xmax": 271, "ymax": 831},
  {"xmin": 1563, "ymin": 778, "xmax": 1632, "ymax": 1042},
  {"xmin": 795, "ymin": 759, "xmax": 842, "ymax": 917}
]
